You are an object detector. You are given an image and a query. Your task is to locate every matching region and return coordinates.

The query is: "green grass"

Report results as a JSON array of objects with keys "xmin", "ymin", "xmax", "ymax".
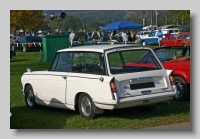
[{"xmin": 10, "ymin": 49, "xmax": 190, "ymax": 129}]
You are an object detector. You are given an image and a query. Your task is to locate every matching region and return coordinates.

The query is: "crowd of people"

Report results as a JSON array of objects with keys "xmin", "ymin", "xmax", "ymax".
[{"xmin": 67, "ymin": 29, "xmax": 137, "ymax": 47}]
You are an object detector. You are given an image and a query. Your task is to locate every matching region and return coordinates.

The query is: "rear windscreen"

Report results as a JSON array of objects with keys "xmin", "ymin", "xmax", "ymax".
[{"xmin": 107, "ymin": 49, "xmax": 162, "ymax": 74}]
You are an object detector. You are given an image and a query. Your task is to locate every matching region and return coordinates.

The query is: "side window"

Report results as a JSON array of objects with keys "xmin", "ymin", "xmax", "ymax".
[
  {"xmin": 71, "ymin": 52, "xmax": 105, "ymax": 75},
  {"xmin": 149, "ymin": 32, "xmax": 156, "ymax": 37},
  {"xmin": 169, "ymin": 30, "xmax": 173, "ymax": 33},
  {"xmin": 49, "ymin": 52, "xmax": 72, "ymax": 72},
  {"xmin": 182, "ymin": 34, "xmax": 189, "ymax": 39},
  {"xmin": 185, "ymin": 48, "xmax": 190, "ymax": 56},
  {"xmin": 177, "ymin": 35, "xmax": 184, "ymax": 39}
]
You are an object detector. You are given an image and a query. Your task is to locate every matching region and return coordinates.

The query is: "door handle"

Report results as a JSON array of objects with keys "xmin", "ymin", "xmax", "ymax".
[{"xmin": 62, "ymin": 76, "xmax": 66, "ymax": 79}]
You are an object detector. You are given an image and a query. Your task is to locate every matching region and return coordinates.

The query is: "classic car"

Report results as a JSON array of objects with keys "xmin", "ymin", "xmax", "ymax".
[
  {"xmin": 136, "ymin": 31, "xmax": 151, "ymax": 39},
  {"xmin": 21, "ymin": 44, "xmax": 177, "ymax": 119},
  {"xmin": 126, "ymin": 46, "xmax": 190, "ymax": 101},
  {"xmin": 160, "ymin": 32, "xmax": 190, "ymax": 47},
  {"xmin": 140, "ymin": 28, "xmax": 179, "ymax": 46}
]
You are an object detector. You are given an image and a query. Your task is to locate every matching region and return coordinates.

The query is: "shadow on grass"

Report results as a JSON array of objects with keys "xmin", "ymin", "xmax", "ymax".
[
  {"xmin": 100, "ymin": 100, "xmax": 190, "ymax": 120},
  {"xmin": 10, "ymin": 105, "xmax": 79, "ymax": 129},
  {"xmin": 10, "ymin": 100, "xmax": 190, "ymax": 129}
]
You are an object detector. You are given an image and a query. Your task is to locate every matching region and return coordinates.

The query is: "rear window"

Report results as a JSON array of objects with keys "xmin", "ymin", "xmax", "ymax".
[{"xmin": 107, "ymin": 49, "xmax": 162, "ymax": 74}]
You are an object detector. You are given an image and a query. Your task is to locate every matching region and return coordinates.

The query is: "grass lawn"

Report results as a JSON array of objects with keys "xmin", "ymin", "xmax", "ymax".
[{"xmin": 10, "ymin": 47, "xmax": 190, "ymax": 129}]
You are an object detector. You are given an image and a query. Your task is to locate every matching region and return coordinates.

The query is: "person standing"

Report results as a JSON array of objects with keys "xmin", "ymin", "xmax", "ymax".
[
  {"xmin": 69, "ymin": 31, "xmax": 75, "ymax": 47},
  {"xmin": 121, "ymin": 30, "xmax": 128, "ymax": 44},
  {"xmin": 157, "ymin": 28, "xmax": 163, "ymax": 47}
]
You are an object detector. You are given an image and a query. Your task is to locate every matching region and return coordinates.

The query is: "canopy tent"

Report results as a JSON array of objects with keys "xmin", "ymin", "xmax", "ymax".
[{"xmin": 102, "ymin": 20, "xmax": 143, "ymax": 31}]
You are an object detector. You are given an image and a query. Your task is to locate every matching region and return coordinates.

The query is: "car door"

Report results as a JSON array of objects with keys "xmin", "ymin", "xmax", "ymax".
[
  {"xmin": 146, "ymin": 31, "xmax": 157, "ymax": 44},
  {"xmin": 167, "ymin": 34, "xmax": 176, "ymax": 46},
  {"xmin": 152, "ymin": 31, "xmax": 158, "ymax": 44},
  {"xmin": 38, "ymin": 52, "xmax": 72, "ymax": 104},
  {"xmin": 176, "ymin": 34, "xmax": 184, "ymax": 46}
]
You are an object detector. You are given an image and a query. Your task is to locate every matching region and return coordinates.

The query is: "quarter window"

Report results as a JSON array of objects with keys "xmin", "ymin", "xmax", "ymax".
[{"xmin": 49, "ymin": 52, "xmax": 72, "ymax": 72}]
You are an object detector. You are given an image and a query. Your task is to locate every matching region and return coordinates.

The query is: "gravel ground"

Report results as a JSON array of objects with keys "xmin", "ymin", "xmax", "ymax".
[{"xmin": 142, "ymin": 122, "xmax": 190, "ymax": 130}]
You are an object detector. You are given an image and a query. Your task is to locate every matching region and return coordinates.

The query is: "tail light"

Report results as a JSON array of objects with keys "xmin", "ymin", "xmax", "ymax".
[
  {"xmin": 110, "ymin": 82, "xmax": 117, "ymax": 93},
  {"xmin": 110, "ymin": 79, "xmax": 118, "ymax": 102}
]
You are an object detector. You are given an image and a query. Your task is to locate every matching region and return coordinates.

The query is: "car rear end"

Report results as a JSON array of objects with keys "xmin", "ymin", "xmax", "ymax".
[{"xmin": 104, "ymin": 46, "xmax": 177, "ymax": 109}]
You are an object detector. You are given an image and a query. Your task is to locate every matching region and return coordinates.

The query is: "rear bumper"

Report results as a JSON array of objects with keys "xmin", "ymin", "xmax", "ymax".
[{"xmin": 93, "ymin": 91, "xmax": 176, "ymax": 110}]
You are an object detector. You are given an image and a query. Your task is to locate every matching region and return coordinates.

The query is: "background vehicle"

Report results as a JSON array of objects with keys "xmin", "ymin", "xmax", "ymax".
[
  {"xmin": 140, "ymin": 28, "xmax": 179, "ymax": 45},
  {"xmin": 161, "ymin": 32, "xmax": 190, "ymax": 47},
  {"xmin": 136, "ymin": 31, "xmax": 151, "ymax": 39},
  {"xmin": 133, "ymin": 46, "xmax": 190, "ymax": 101},
  {"xmin": 15, "ymin": 36, "xmax": 42, "ymax": 52}
]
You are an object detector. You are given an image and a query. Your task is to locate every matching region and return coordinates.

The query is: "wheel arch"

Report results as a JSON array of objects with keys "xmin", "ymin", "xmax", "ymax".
[
  {"xmin": 74, "ymin": 92, "xmax": 89, "ymax": 111},
  {"xmin": 24, "ymin": 83, "xmax": 31, "ymax": 92},
  {"xmin": 173, "ymin": 72, "xmax": 189, "ymax": 84}
]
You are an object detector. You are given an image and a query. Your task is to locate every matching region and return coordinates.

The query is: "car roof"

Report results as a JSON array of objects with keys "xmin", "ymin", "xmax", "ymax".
[{"xmin": 58, "ymin": 44, "xmax": 152, "ymax": 53}]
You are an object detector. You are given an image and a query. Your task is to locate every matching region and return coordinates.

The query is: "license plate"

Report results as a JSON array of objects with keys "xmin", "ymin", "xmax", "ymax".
[{"xmin": 141, "ymin": 90, "xmax": 151, "ymax": 95}]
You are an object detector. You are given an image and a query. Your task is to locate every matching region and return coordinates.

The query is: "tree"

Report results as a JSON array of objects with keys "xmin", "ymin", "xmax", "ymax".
[
  {"xmin": 48, "ymin": 15, "xmax": 83, "ymax": 32},
  {"xmin": 166, "ymin": 10, "xmax": 190, "ymax": 25},
  {"xmin": 10, "ymin": 10, "xmax": 47, "ymax": 35}
]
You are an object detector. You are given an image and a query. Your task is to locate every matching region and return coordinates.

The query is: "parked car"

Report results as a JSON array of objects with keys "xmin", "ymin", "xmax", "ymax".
[
  {"xmin": 15, "ymin": 36, "xmax": 42, "ymax": 52},
  {"xmin": 136, "ymin": 31, "xmax": 151, "ymax": 39},
  {"xmin": 160, "ymin": 32, "xmax": 190, "ymax": 47},
  {"xmin": 21, "ymin": 44, "xmax": 177, "ymax": 119},
  {"xmin": 126, "ymin": 46, "xmax": 190, "ymax": 101},
  {"xmin": 140, "ymin": 28, "xmax": 179, "ymax": 45}
]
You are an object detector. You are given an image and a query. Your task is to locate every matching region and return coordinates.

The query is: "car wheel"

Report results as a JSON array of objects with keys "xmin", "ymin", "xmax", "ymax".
[
  {"xmin": 174, "ymin": 76, "xmax": 188, "ymax": 101},
  {"xmin": 25, "ymin": 85, "xmax": 37, "ymax": 109},
  {"xmin": 161, "ymin": 44, "xmax": 166, "ymax": 47},
  {"xmin": 78, "ymin": 93, "xmax": 96, "ymax": 119},
  {"xmin": 142, "ymin": 41, "xmax": 146, "ymax": 46}
]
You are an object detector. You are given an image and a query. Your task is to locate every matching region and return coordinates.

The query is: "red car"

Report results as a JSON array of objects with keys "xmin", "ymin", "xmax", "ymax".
[
  {"xmin": 126, "ymin": 46, "xmax": 190, "ymax": 101},
  {"xmin": 160, "ymin": 32, "xmax": 190, "ymax": 47}
]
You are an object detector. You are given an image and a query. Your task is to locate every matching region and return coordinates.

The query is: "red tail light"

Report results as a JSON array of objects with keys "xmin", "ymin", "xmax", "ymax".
[
  {"xmin": 110, "ymin": 79, "xmax": 118, "ymax": 102},
  {"xmin": 110, "ymin": 82, "xmax": 117, "ymax": 93}
]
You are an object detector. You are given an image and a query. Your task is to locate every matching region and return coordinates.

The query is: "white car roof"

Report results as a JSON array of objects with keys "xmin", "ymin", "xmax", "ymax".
[{"xmin": 58, "ymin": 44, "xmax": 151, "ymax": 53}]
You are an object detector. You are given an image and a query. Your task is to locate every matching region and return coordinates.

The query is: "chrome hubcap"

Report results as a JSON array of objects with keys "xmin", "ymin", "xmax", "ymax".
[
  {"xmin": 26, "ymin": 90, "xmax": 34, "ymax": 106},
  {"xmin": 81, "ymin": 96, "xmax": 91, "ymax": 116},
  {"xmin": 176, "ymin": 82, "xmax": 184, "ymax": 98}
]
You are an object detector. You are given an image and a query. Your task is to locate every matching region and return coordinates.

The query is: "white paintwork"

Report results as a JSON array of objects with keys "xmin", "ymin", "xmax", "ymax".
[{"xmin": 21, "ymin": 44, "xmax": 176, "ymax": 113}]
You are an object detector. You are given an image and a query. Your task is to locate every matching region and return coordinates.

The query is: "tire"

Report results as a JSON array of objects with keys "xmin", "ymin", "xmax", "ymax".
[
  {"xmin": 24, "ymin": 85, "xmax": 37, "ymax": 109},
  {"xmin": 78, "ymin": 93, "xmax": 96, "ymax": 119},
  {"xmin": 174, "ymin": 76, "xmax": 188, "ymax": 101},
  {"xmin": 142, "ymin": 41, "xmax": 146, "ymax": 46},
  {"xmin": 161, "ymin": 44, "xmax": 166, "ymax": 47}
]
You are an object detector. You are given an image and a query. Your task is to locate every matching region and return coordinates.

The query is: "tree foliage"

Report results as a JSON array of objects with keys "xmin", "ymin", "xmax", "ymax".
[
  {"xmin": 48, "ymin": 15, "xmax": 83, "ymax": 32},
  {"xmin": 166, "ymin": 10, "xmax": 190, "ymax": 24},
  {"xmin": 10, "ymin": 10, "xmax": 47, "ymax": 34}
]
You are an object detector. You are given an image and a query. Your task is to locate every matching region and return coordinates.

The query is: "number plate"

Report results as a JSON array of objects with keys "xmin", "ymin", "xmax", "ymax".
[{"xmin": 141, "ymin": 90, "xmax": 151, "ymax": 95}]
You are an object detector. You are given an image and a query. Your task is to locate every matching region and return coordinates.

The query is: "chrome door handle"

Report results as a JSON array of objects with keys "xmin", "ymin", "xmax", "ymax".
[{"xmin": 62, "ymin": 76, "xmax": 66, "ymax": 79}]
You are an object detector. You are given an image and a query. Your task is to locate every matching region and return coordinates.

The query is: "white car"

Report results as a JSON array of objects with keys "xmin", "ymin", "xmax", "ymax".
[
  {"xmin": 21, "ymin": 44, "xmax": 178, "ymax": 119},
  {"xmin": 136, "ymin": 31, "xmax": 151, "ymax": 39}
]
